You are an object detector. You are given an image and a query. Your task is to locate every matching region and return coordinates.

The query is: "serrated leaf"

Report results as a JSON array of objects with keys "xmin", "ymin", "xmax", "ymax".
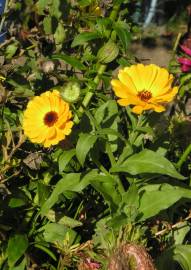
[
  {"xmin": 58, "ymin": 149, "xmax": 76, "ymax": 172},
  {"xmin": 7, "ymin": 234, "xmax": 28, "ymax": 267},
  {"xmin": 76, "ymin": 133, "xmax": 98, "ymax": 166},
  {"xmin": 111, "ymin": 149, "xmax": 185, "ymax": 180},
  {"xmin": 71, "ymin": 32, "xmax": 101, "ymax": 47},
  {"xmin": 52, "ymin": 54, "xmax": 86, "ymax": 70}
]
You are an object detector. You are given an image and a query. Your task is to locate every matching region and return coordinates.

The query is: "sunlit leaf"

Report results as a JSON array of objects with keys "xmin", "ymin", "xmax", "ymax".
[
  {"xmin": 7, "ymin": 234, "xmax": 28, "ymax": 267},
  {"xmin": 139, "ymin": 184, "xmax": 191, "ymax": 220},
  {"xmin": 76, "ymin": 133, "xmax": 98, "ymax": 166},
  {"xmin": 59, "ymin": 149, "xmax": 76, "ymax": 172},
  {"xmin": 111, "ymin": 149, "xmax": 185, "ymax": 180},
  {"xmin": 71, "ymin": 32, "xmax": 101, "ymax": 47},
  {"xmin": 52, "ymin": 54, "xmax": 86, "ymax": 70}
]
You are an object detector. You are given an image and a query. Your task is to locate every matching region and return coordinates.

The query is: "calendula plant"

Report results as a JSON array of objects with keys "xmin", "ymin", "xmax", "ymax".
[{"xmin": 1, "ymin": 1, "xmax": 191, "ymax": 270}]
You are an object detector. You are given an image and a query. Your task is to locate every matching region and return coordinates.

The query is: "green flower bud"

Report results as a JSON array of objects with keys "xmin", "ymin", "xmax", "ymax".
[
  {"xmin": 97, "ymin": 40, "xmax": 119, "ymax": 64},
  {"xmin": 59, "ymin": 82, "xmax": 80, "ymax": 103}
]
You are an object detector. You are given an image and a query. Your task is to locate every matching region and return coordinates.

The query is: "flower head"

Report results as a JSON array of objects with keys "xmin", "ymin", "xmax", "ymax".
[
  {"xmin": 23, "ymin": 90, "xmax": 73, "ymax": 147},
  {"xmin": 178, "ymin": 45, "xmax": 191, "ymax": 72},
  {"xmin": 111, "ymin": 64, "xmax": 178, "ymax": 114}
]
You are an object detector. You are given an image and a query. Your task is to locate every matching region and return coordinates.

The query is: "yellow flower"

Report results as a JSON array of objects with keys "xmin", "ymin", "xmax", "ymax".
[
  {"xmin": 23, "ymin": 90, "xmax": 73, "ymax": 147},
  {"xmin": 111, "ymin": 64, "xmax": 178, "ymax": 114}
]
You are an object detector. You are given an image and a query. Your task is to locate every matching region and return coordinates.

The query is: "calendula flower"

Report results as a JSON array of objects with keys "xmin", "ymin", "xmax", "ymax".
[
  {"xmin": 111, "ymin": 64, "xmax": 178, "ymax": 114},
  {"xmin": 23, "ymin": 90, "xmax": 73, "ymax": 147}
]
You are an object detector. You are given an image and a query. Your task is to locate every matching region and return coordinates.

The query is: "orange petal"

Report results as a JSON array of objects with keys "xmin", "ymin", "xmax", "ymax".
[
  {"xmin": 117, "ymin": 95, "xmax": 144, "ymax": 107},
  {"xmin": 155, "ymin": 86, "xmax": 178, "ymax": 102},
  {"xmin": 118, "ymin": 70, "xmax": 137, "ymax": 94},
  {"xmin": 132, "ymin": 105, "xmax": 145, "ymax": 114},
  {"xmin": 111, "ymin": 79, "xmax": 131, "ymax": 98}
]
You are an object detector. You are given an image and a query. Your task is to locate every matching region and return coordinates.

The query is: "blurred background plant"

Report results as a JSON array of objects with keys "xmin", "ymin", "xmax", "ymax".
[{"xmin": 1, "ymin": 1, "xmax": 191, "ymax": 270}]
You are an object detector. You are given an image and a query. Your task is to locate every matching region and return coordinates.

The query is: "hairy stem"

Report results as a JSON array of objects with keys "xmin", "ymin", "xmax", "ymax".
[{"xmin": 74, "ymin": 4, "xmax": 120, "ymax": 124}]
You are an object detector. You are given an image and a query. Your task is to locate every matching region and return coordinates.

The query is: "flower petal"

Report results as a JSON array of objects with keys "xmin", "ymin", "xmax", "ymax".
[
  {"xmin": 117, "ymin": 70, "xmax": 138, "ymax": 94},
  {"xmin": 111, "ymin": 79, "xmax": 132, "ymax": 98}
]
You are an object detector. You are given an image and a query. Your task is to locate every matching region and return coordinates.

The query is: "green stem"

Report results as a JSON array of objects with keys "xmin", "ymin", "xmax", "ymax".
[
  {"xmin": 74, "ymin": 4, "xmax": 121, "ymax": 124},
  {"xmin": 81, "ymin": 64, "xmax": 106, "ymax": 108},
  {"xmin": 177, "ymin": 143, "xmax": 191, "ymax": 170}
]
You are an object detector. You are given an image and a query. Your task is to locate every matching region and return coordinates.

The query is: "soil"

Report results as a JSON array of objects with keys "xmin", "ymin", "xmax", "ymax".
[{"xmin": 130, "ymin": 26, "xmax": 175, "ymax": 67}]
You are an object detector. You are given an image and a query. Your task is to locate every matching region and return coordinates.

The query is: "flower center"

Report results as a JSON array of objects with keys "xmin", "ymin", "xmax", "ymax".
[
  {"xmin": 137, "ymin": 90, "xmax": 152, "ymax": 102},
  {"xmin": 44, "ymin": 111, "xmax": 58, "ymax": 127}
]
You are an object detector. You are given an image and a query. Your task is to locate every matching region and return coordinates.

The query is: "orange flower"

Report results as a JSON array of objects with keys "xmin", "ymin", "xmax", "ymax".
[
  {"xmin": 111, "ymin": 64, "xmax": 178, "ymax": 114},
  {"xmin": 23, "ymin": 90, "xmax": 73, "ymax": 147}
]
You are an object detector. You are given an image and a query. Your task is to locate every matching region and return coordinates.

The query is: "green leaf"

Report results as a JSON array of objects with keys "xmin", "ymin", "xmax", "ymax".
[
  {"xmin": 157, "ymin": 245, "xmax": 191, "ymax": 270},
  {"xmin": 121, "ymin": 183, "xmax": 139, "ymax": 220},
  {"xmin": 111, "ymin": 149, "xmax": 185, "ymax": 180},
  {"xmin": 50, "ymin": 0, "xmax": 62, "ymax": 19},
  {"xmin": 46, "ymin": 210, "xmax": 82, "ymax": 228},
  {"xmin": 76, "ymin": 133, "xmax": 98, "ymax": 166},
  {"xmin": 114, "ymin": 21, "xmax": 131, "ymax": 53},
  {"xmin": 91, "ymin": 175, "xmax": 121, "ymax": 212},
  {"xmin": 78, "ymin": 0, "xmax": 92, "ymax": 7},
  {"xmin": 95, "ymin": 100, "xmax": 120, "ymax": 151},
  {"xmin": 36, "ymin": 0, "xmax": 50, "ymax": 14},
  {"xmin": 11, "ymin": 258, "xmax": 26, "ymax": 270},
  {"xmin": 42, "ymin": 223, "xmax": 76, "ymax": 244},
  {"xmin": 58, "ymin": 149, "xmax": 76, "ymax": 172},
  {"xmin": 41, "ymin": 173, "xmax": 81, "ymax": 215},
  {"xmin": 5, "ymin": 42, "xmax": 19, "ymax": 59},
  {"xmin": 54, "ymin": 22, "xmax": 66, "ymax": 44},
  {"xmin": 41, "ymin": 171, "xmax": 98, "ymax": 215},
  {"xmin": 7, "ymin": 234, "xmax": 28, "ymax": 267},
  {"xmin": 139, "ymin": 184, "xmax": 191, "ymax": 220},
  {"xmin": 43, "ymin": 16, "xmax": 52, "ymax": 34},
  {"xmin": 174, "ymin": 245, "xmax": 191, "ymax": 270},
  {"xmin": 174, "ymin": 222, "xmax": 190, "ymax": 245},
  {"xmin": 58, "ymin": 216, "xmax": 82, "ymax": 228},
  {"xmin": 34, "ymin": 244, "xmax": 57, "ymax": 261},
  {"xmin": 117, "ymin": 144, "xmax": 133, "ymax": 165},
  {"xmin": 52, "ymin": 54, "xmax": 86, "ymax": 70},
  {"xmin": 8, "ymin": 198, "xmax": 26, "ymax": 208},
  {"xmin": 71, "ymin": 32, "xmax": 101, "ymax": 47}
]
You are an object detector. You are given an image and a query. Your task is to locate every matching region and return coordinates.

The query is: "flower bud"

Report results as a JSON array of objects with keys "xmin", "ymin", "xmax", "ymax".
[
  {"xmin": 59, "ymin": 82, "xmax": 80, "ymax": 103},
  {"xmin": 97, "ymin": 40, "xmax": 119, "ymax": 64}
]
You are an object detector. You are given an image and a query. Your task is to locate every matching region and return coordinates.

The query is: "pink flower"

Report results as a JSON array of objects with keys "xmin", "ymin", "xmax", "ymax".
[
  {"xmin": 178, "ymin": 45, "xmax": 191, "ymax": 72},
  {"xmin": 178, "ymin": 57, "xmax": 191, "ymax": 72},
  {"xmin": 180, "ymin": 45, "xmax": 191, "ymax": 57}
]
